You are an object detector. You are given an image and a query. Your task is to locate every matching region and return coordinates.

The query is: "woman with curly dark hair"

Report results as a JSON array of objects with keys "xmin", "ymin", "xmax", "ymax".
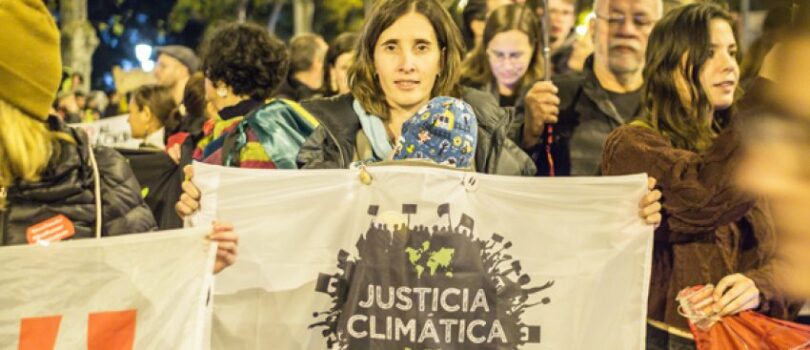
[{"xmin": 193, "ymin": 22, "xmax": 320, "ymax": 169}]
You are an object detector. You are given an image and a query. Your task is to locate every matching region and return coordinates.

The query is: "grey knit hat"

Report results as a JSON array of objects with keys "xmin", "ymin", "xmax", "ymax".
[{"xmin": 156, "ymin": 45, "xmax": 199, "ymax": 73}]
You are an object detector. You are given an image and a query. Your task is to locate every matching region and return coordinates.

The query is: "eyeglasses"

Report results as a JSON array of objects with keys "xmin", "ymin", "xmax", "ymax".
[
  {"xmin": 486, "ymin": 49, "xmax": 529, "ymax": 64},
  {"xmin": 595, "ymin": 13, "xmax": 655, "ymax": 29}
]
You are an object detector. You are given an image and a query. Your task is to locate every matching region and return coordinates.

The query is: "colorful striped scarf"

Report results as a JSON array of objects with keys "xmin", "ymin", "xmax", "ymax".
[{"xmin": 195, "ymin": 98, "xmax": 319, "ymax": 169}]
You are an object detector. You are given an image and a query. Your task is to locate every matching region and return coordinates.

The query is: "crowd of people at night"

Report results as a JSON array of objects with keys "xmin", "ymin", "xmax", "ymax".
[{"xmin": 2, "ymin": 0, "xmax": 810, "ymax": 348}]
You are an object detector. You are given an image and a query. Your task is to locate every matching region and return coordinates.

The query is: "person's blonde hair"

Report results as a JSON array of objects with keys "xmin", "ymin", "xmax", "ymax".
[{"xmin": 0, "ymin": 99, "xmax": 73, "ymax": 210}]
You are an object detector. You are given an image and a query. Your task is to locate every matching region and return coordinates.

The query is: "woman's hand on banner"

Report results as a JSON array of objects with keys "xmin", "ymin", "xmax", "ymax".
[
  {"xmin": 209, "ymin": 221, "xmax": 238, "ymax": 274},
  {"xmin": 639, "ymin": 177, "xmax": 663, "ymax": 227},
  {"xmin": 713, "ymin": 273, "xmax": 761, "ymax": 317},
  {"xmin": 176, "ymin": 165, "xmax": 201, "ymax": 218}
]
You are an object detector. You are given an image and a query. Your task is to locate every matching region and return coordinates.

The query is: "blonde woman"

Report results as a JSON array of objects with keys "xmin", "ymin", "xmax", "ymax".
[{"xmin": 0, "ymin": 0, "xmax": 237, "ymax": 273}]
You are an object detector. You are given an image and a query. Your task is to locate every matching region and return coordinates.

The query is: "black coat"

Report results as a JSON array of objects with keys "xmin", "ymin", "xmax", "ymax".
[
  {"xmin": 515, "ymin": 56, "xmax": 640, "ymax": 176},
  {"xmin": 296, "ymin": 88, "xmax": 536, "ymax": 176},
  {"xmin": 0, "ymin": 119, "xmax": 157, "ymax": 245},
  {"xmin": 118, "ymin": 148, "xmax": 183, "ymax": 230},
  {"xmin": 276, "ymin": 75, "xmax": 322, "ymax": 102}
]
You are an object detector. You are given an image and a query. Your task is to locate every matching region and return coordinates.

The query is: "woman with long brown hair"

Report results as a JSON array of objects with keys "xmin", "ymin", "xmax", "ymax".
[
  {"xmin": 461, "ymin": 3, "xmax": 545, "ymax": 107},
  {"xmin": 175, "ymin": 0, "xmax": 663, "ymax": 260},
  {"xmin": 601, "ymin": 3, "xmax": 798, "ymax": 348},
  {"xmin": 296, "ymin": 0, "xmax": 534, "ymax": 174}
]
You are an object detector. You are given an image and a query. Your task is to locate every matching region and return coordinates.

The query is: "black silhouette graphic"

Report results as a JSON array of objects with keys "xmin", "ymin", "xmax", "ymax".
[{"xmin": 312, "ymin": 204, "xmax": 554, "ymax": 349}]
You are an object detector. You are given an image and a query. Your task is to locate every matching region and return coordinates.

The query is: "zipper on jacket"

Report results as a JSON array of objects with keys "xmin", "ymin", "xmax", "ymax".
[{"xmin": 322, "ymin": 123, "xmax": 347, "ymax": 168}]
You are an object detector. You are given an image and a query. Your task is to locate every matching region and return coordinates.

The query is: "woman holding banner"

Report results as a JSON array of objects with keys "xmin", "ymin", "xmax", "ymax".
[
  {"xmin": 601, "ymin": 3, "xmax": 797, "ymax": 348},
  {"xmin": 0, "ymin": 0, "xmax": 237, "ymax": 274},
  {"xmin": 178, "ymin": 0, "xmax": 662, "ymax": 228},
  {"xmin": 295, "ymin": 0, "xmax": 536, "ymax": 175}
]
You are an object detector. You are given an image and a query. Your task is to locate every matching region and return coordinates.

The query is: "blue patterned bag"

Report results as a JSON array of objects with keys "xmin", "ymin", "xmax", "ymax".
[{"xmin": 392, "ymin": 96, "xmax": 478, "ymax": 169}]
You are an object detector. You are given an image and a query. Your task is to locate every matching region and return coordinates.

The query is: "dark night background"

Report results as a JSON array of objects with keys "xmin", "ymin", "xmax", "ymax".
[{"xmin": 46, "ymin": 0, "xmax": 791, "ymax": 91}]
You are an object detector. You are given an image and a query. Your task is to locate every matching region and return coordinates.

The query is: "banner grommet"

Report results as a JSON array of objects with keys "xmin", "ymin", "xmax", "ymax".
[
  {"xmin": 462, "ymin": 173, "xmax": 479, "ymax": 192},
  {"xmin": 358, "ymin": 166, "xmax": 373, "ymax": 185}
]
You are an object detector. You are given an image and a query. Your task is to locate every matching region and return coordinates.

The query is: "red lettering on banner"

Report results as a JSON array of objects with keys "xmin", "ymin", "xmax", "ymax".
[
  {"xmin": 88, "ymin": 310, "xmax": 137, "ymax": 350},
  {"xmin": 19, "ymin": 315, "xmax": 62, "ymax": 350},
  {"xmin": 18, "ymin": 310, "xmax": 136, "ymax": 349}
]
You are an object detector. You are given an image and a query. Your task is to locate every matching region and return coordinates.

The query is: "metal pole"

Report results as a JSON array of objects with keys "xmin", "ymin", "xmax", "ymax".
[
  {"xmin": 541, "ymin": 0, "xmax": 551, "ymax": 81},
  {"xmin": 517, "ymin": 0, "xmax": 556, "ymax": 176},
  {"xmin": 540, "ymin": 0, "xmax": 556, "ymax": 176},
  {"xmin": 516, "ymin": 0, "xmax": 552, "ymax": 78},
  {"xmin": 740, "ymin": 0, "xmax": 750, "ymax": 53}
]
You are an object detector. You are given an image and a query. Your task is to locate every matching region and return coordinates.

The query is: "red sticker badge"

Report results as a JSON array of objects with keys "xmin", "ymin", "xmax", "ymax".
[{"xmin": 26, "ymin": 215, "xmax": 76, "ymax": 245}]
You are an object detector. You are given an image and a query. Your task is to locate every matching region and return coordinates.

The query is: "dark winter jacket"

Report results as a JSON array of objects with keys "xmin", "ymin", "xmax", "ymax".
[
  {"xmin": 276, "ymin": 75, "xmax": 322, "ymax": 102},
  {"xmin": 0, "ymin": 118, "xmax": 157, "ymax": 245},
  {"xmin": 515, "ymin": 55, "xmax": 640, "ymax": 176},
  {"xmin": 297, "ymin": 88, "xmax": 536, "ymax": 176},
  {"xmin": 551, "ymin": 43, "xmax": 575, "ymax": 76}
]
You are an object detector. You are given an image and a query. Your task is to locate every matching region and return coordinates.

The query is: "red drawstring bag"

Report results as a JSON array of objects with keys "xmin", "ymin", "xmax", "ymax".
[
  {"xmin": 690, "ymin": 311, "xmax": 810, "ymax": 350},
  {"xmin": 678, "ymin": 285, "xmax": 810, "ymax": 350}
]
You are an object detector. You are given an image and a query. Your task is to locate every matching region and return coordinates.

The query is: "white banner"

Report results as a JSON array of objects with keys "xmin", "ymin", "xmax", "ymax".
[
  {"xmin": 0, "ymin": 228, "xmax": 216, "ymax": 350},
  {"xmin": 191, "ymin": 163, "xmax": 654, "ymax": 350},
  {"xmin": 69, "ymin": 114, "xmax": 142, "ymax": 149}
]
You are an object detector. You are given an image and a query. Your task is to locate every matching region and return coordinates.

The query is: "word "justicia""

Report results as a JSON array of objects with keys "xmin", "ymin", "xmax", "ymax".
[{"xmin": 346, "ymin": 285, "xmax": 508, "ymax": 344}]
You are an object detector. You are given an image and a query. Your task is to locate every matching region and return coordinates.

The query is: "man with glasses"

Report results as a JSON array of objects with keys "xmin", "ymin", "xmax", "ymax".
[{"xmin": 516, "ymin": 0, "xmax": 663, "ymax": 176}]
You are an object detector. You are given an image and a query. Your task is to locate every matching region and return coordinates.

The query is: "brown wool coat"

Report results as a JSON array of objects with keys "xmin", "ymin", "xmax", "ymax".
[{"xmin": 601, "ymin": 122, "xmax": 797, "ymax": 331}]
